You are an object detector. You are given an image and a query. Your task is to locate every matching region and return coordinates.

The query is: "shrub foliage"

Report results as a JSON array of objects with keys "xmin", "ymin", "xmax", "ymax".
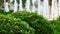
[
  {"xmin": 12, "ymin": 11, "xmax": 54, "ymax": 34},
  {"xmin": 0, "ymin": 14, "xmax": 35, "ymax": 34},
  {"xmin": 0, "ymin": 9, "xmax": 54, "ymax": 34},
  {"xmin": 50, "ymin": 16, "xmax": 60, "ymax": 34}
]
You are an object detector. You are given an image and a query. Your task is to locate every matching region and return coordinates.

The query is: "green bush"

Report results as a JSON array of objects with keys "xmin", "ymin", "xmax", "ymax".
[
  {"xmin": 0, "ymin": 9, "xmax": 54, "ymax": 34},
  {"xmin": 0, "ymin": 14, "xmax": 35, "ymax": 34},
  {"xmin": 12, "ymin": 11, "xmax": 54, "ymax": 34},
  {"xmin": 0, "ymin": 9, "xmax": 4, "ymax": 14},
  {"xmin": 49, "ymin": 16, "xmax": 60, "ymax": 34}
]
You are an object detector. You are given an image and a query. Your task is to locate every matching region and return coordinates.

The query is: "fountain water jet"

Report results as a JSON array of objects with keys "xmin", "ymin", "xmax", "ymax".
[
  {"xmin": 43, "ymin": 0, "xmax": 50, "ymax": 19},
  {"xmin": 25, "ymin": 0, "xmax": 30, "ymax": 11},
  {"xmin": 58, "ymin": 0, "xmax": 60, "ymax": 16},
  {"xmin": 37, "ymin": 0, "xmax": 40, "ymax": 14},
  {"xmin": 14, "ymin": 0, "xmax": 18, "ymax": 12},
  {"xmin": 37, "ymin": 0, "xmax": 43, "ymax": 14},
  {"xmin": 51, "ymin": 0, "xmax": 58, "ymax": 19},
  {"xmin": 10, "ymin": 0, "xmax": 13, "ymax": 10},
  {"xmin": 4, "ymin": 0, "xmax": 9, "ymax": 12},
  {"xmin": 19, "ymin": 0, "xmax": 23, "ymax": 11},
  {"xmin": 32, "ymin": 0, "xmax": 36, "ymax": 12}
]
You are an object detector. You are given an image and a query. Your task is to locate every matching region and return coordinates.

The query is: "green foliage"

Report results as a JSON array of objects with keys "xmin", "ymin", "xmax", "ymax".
[
  {"xmin": 50, "ymin": 16, "xmax": 60, "ymax": 34},
  {"xmin": 0, "ymin": 9, "xmax": 54, "ymax": 34},
  {"xmin": 0, "ymin": 9, "xmax": 4, "ymax": 14},
  {"xmin": 0, "ymin": 0, "xmax": 3, "ymax": 3},
  {"xmin": 12, "ymin": 11, "xmax": 54, "ymax": 34},
  {"xmin": 0, "ymin": 14, "xmax": 35, "ymax": 34}
]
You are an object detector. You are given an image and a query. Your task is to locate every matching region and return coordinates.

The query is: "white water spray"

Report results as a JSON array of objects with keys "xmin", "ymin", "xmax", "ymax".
[
  {"xmin": 51, "ymin": 0, "xmax": 58, "ymax": 19},
  {"xmin": 43, "ymin": 0, "xmax": 49, "ymax": 19},
  {"xmin": 37, "ymin": 0, "xmax": 41, "ymax": 14},
  {"xmin": 19, "ymin": 0, "xmax": 23, "ymax": 11},
  {"xmin": 4, "ymin": 0, "xmax": 9, "ymax": 12},
  {"xmin": 25, "ymin": 0, "xmax": 30, "ymax": 11},
  {"xmin": 32, "ymin": 0, "xmax": 36, "ymax": 12},
  {"xmin": 58, "ymin": 0, "xmax": 60, "ymax": 16},
  {"xmin": 14, "ymin": 0, "xmax": 18, "ymax": 12}
]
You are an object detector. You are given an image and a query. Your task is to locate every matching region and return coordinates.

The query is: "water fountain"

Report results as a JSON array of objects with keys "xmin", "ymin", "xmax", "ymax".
[
  {"xmin": 43, "ymin": 0, "xmax": 49, "ymax": 19},
  {"xmin": 32, "ymin": 0, "xmax": 36, "ymax": 12},
  {"xmin": 25, "ymin": 0, "xmax": 30, "ymax": 11},
  {"xmin": 14, "ymin": 0, "xmax": 18, "ymax": 12},
  {"xmin": 40, "ymin": 2, "xmax": 43, "ymax": 15},
  {"xmin": 19, "ymin": 0, "xmax": 23, "ymax": 11},
  {"xmin": 37, "ymin": 0, "xmax": 41, "ymax": 14},
  {"xmin": 4, "ymin": 0, "xmax": 9, "ymax": 12},
  {"xmin": 3, "ymin": 0, "xmax": 59, "ymax": 19},
  {"xmin": 51, "ymin": 0, "xmax": 58, "ymax": 19},
  {"xmin": 58, "ymin": 0, "xmax": 60, "ymax": 16}
]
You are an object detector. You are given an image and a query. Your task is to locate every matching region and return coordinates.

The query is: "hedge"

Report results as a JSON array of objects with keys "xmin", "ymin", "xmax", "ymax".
[
  {"xmin": 50, "ymin": 16, "xmax": 60, "ymax": 34},
  {"xmin": 0, "ymin": 14, "xmax": 35, "ymax": 34},
  {"xmin": 0, "ymin": 9, "xmax": 54, "ymax": 34},
  {"xmin": 12, "ymin": 11, "xmax": 54, "ymax": 34}
]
